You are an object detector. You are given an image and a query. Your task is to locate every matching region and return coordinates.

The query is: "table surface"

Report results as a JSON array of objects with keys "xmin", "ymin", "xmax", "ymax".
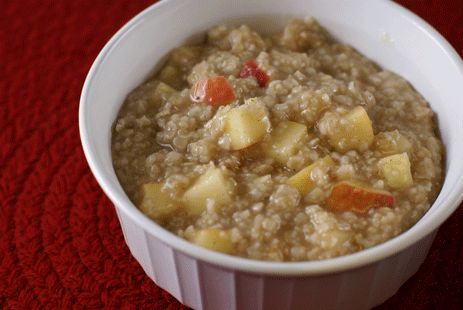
[{"xmin": 1, "ymin": 1, "xmax": 462, "ymax": 309}]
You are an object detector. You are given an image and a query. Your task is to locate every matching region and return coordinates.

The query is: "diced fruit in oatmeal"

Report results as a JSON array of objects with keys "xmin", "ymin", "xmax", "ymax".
[
  {"xmin": 138, "ymin": 183, "xmax": 181, "ymax": 219},
  {"xmin": 224, "ymin": 98, "xmax": 269, "ymax": 150},
  {"xmin": 322, "ymin": 106, "xmax": 374, "ymax": 152},
  {"xmin": 281, "ymin": 18, "xmax": 331, "ymax": 51},
  {"xmin": 374, "ymin": 130, "xmax": 412, "ymax": 156},
  {"xmin": 327, "ymin": 181, "xmax": 394, "ymax": 213},
  {"xmin": 169, "ymin": 46, "xmax": 202, "ymax": 67},
  {"xmin": 182, "ymin": 167, "xmax": 233, "ymax": 216},
  {"xmin": 287, "ymin": 156, "xmax": 335, "ymax": 195},
  {"xmin": 239, "ymin": 59, "xmax": 270, "ymax": 87},
  {"xmin": 264, "ymin": 121, "xmax": 309, "ymax": 165},
  {"xmin": 189, "ymin": 228, "xmax": 234, "ymax": 254},
  {"xmin": 112, "ymin": 19, "xmax": 445, "ymax": 262},
  {"xmin": 191, "ymin": 76, "xmax": 235, "ymax": 106},
  {"xmin": 150, "ymin": 81, "xmax": 176, "ymax": 103},
  {"xmin": 159, "ymin": 65, "xmax": 183, "ymax": 89},
  {"xmin": 378, "ymin": 152, "xmax": 413, "ymax": 189}
]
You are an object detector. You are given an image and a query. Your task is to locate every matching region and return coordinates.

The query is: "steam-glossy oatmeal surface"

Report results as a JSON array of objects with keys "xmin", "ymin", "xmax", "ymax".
[{"xmin": 112, "ymin": 18, "xmax": 443, "ymax": 261}]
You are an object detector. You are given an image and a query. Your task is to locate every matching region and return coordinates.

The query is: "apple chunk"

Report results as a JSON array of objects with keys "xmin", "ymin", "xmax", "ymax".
[
  {"xmin": 287, "ymin": 156, "xmax": 335, "ymax": 195},
  {"xmin": 378, "ymin": 152, "xmax": 413, "ymax": 189},
  {"xmin": 150, "ymin": 81, "xmax": 176, "ymax": 104},
  {"xmin": 224, "ymin": 99, "xmax": 269, "ymax": 150},
  {"xmin": 190, "ymin": 228, "xmax": 234, "ymax": 254},
  {"xmin": 182, "ymin": 167, "xmax": 233, "ymax": 216},
  {"xmin": 191, "ymin": 76, "xmax": 235, "ymax": 106},
  {"xmin": 138, "ymin": 183, "xmax": 181, "ymax": 219},
  {"xmin": 322, "ymin": 106, "xmax": 374, "ymax": 152},
  {"xmin": 327, "ymin": 181, "xmax": 394, "ymax": 213},
  {"xmin": 264, "ymin": 121, "xmax": 309, "ymax": 165}
]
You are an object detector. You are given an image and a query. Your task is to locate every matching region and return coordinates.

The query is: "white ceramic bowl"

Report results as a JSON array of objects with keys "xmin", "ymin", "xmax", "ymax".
[{"xmin": 79, "ymin": 0, "xmax": 463, "ymax": 309}]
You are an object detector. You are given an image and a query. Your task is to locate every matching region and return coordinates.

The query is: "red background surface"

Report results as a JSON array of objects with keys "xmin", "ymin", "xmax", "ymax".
[{"xmin": 1, "ymin": 1, "xmax": 462, "ymax": 309}]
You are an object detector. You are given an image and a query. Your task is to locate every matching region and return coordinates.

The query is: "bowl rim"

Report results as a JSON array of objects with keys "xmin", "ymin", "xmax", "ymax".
[{"xmin": 79, "ymin": 0, "xmax": 463, "ymax": 276}]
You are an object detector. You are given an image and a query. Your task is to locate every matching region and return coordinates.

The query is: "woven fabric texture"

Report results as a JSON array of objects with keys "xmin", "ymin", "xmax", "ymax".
[{"xmin": 1, "ymin": 0, "xmax": 462, "ymax": 309}]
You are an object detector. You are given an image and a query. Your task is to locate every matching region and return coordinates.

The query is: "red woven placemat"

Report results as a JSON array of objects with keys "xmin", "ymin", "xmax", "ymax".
[{"xmin": 1, "ymin": 1, "xmax": 462, "ymax": 309}]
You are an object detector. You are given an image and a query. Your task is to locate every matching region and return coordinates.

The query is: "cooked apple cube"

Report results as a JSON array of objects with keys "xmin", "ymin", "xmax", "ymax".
[
  {"xmin": 374, "ymin": 130, "xmax": 412, "ymax": 156},
  {"xmin": 169, "ymin": 46, "xmax": 202, "ymax": 67},
  {"xmin": 190, "ymin": 228, "xmax": 234, "ymax": 254},
  {"xmin": 378, "ymin": 152, "xmax": 413, "ymax": 189},
  {"xmin": 182, "ymin": 167, "xmax": 233, "ymax": 216},
  {"xmin": 138, "ymin": 183, "xmax": 181, "ymax": 219},
  {"xmin": 324, "ymin": 106, "xmax": 374, "ymax": 152},
  {"xmin": 264, "ymin": 121, "xmax": 309, "ymax": 165},
  {"xmin": 150, "ymin": 81, "xmax": 176, "ymax": 103},
  {"xmin": 191, "ymin": 76, "xmax": 235, "ymax": 106},
  {"xmin": 159, "ymin": 65, "xmax": 182, "ymax": 89},
  {"xmin": 287, "ymin": 156, "xmax": 335, "ymax": 195},
  {"xmin": 224, "ymin": 99, "xmax": 269, "ymax": 150},
  {"xmin": 327, "ymin": 181, "xmax": 394, "ymax": 213}
]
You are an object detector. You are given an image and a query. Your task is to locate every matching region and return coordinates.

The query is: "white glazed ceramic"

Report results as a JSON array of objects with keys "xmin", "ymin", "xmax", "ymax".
[{"xmin": 79, "ymin": 0, "xmax": 463, "ymax": 309}]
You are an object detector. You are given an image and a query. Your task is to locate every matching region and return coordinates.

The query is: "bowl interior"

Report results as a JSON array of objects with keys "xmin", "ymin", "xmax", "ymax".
[{"xmin": 80, "ymin": 0, "xmax": 463, "ymax": 274}]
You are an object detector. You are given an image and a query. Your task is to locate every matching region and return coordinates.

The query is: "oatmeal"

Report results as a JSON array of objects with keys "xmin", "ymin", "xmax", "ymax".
[{"xmin": 112, "ymin": 18, "xmax": 444, "ymax": 261}]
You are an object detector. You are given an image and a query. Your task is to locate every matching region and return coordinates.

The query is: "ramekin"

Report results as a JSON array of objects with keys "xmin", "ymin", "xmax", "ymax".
[{"xmin": 79, "ymin": 0, "xmax": 463, "ymax": 309}]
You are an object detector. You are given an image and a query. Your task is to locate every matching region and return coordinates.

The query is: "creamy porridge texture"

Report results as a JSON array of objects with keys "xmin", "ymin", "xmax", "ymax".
[{"xmin": 112, "ymin": 18, "xmax": 444, "ymax": 261}]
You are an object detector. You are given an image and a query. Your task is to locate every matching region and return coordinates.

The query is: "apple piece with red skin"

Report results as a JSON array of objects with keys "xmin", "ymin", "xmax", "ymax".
[
  {"xmin": 327, "ymin": 181, "xmax": 394, "ymax": 214},
  {"xmin": 239, "ymin": 59, "xmax": 270, "ymax": 87},
  {"xmin": 191, "ymin": 76, "xmax": 235, "ymax": 106}
]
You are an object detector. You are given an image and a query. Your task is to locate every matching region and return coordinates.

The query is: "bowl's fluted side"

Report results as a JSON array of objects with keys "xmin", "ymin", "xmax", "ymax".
[{"xmin": 116, "ymin": 207, "xmax": 436, "ymax": 310}]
